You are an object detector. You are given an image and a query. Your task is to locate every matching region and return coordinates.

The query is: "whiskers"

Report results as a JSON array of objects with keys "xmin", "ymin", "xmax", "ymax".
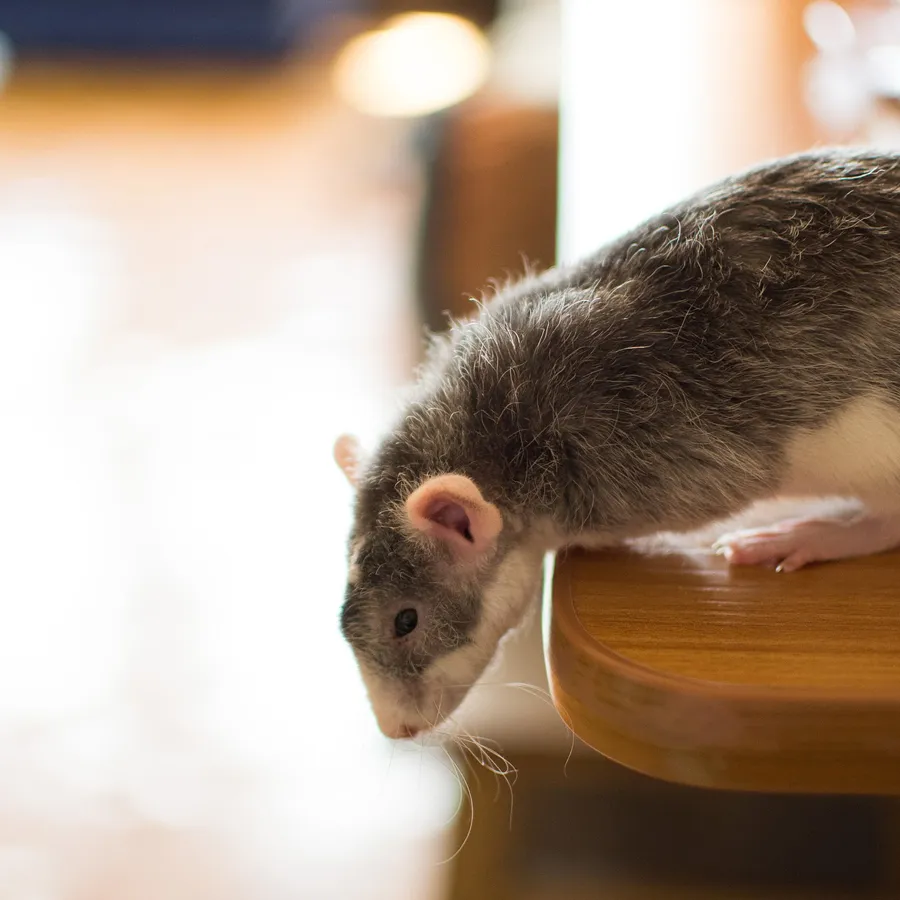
[
  {"xmin": 431, "ymin": 741, "xmax": 475, "ymax": 866},
  {"xmin": 446, "ymin": 727, "xmax": 517, "ymax": 781},
  {"xmin": 447, "ymin": 679, "xmax": 579, "ymax": 775},
  {"xmin": 420, "ymin": 720, "xmax": 517, "ymax": 863},
  {"xmin": 405, "ymin": 679, "xmax": 579, "ymax": 865},
  {"xmin": 443, "ymin": 722, "xmax": 518, "ymax": 810},
  {"xmin": 412, "ymin": 698, "xmax": 518, "ymax": 864}
]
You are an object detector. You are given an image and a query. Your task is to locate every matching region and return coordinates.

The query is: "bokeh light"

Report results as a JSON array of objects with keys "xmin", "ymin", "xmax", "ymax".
[{"xmin": 332, "ymin": 13, "xmax": 491, "ymax": 118}]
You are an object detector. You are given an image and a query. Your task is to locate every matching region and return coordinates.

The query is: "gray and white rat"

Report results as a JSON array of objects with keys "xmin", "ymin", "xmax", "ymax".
[{"xmin": 334, "ymin": 148, "xmax": 900, "ymax": 739}]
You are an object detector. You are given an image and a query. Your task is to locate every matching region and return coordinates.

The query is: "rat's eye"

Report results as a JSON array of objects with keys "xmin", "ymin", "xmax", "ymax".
[{"xmin": 394, "ymin": 608, "xmax": 418, "ymax": 638}]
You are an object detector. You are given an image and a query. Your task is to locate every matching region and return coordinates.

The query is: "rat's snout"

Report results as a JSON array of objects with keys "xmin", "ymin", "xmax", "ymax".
[
  {"xmin": 376, "ymin": 715, "xmax": 427, "ymax": 741},
  {"xmin": 358, "ymin": 662, "xmax": 432, "ymax": 739},
  {"xmin": 360, "ymin": 640, "xmax": 495, "ymax": 739},
  {"xmin": 390, "ymin": 723, "xmax": 421, "ymax": 740}
]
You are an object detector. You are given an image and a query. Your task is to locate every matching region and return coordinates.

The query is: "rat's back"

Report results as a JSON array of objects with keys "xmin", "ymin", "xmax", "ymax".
[{"xmin": 397, "ymin": 148, "xmax": 900, "ymax": 534}]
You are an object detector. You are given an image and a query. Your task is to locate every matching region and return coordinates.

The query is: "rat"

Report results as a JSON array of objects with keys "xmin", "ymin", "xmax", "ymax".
[{"xmin": 333, "ymin": 148, "xmax": 900, "ymax": 739}]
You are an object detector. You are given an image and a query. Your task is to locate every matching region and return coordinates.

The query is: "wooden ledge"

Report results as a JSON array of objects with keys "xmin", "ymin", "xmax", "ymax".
[{"xmin": 544, "ymin": 545, "xmax": 900, "ymax": 795}]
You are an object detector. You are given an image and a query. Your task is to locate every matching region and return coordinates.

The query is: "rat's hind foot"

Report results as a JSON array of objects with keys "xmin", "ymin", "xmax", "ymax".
[{"xmin": 713, "ymin": 511, "xmax": 900, "ymax": 573}]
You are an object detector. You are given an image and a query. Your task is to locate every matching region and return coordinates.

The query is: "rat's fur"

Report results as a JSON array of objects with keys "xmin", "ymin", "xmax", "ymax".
[{"xmin": 340, "ymin": 149, "xmax": 900, "ymax": 735}]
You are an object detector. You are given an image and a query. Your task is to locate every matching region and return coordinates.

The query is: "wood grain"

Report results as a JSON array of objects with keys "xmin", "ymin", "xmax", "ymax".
[{"xmin": 545, "ymin": 544, "xmax": 900, "ymax": 794}]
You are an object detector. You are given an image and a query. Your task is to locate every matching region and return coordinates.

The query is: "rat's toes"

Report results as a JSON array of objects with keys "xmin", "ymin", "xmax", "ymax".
[
  {"xmin": 715, "ymin": 535, "xmax": 784, "ymax": 567},
  {"xmin": 715, "ymin": 521, "xmax": 834, "ymax": 571},
  {"xmin": 775, "ymin": 550, "xmax": 812, "ymax": 573},
  {"xmin": 714, "ymin": 512, "xmax": 900, "ymax": 571}
]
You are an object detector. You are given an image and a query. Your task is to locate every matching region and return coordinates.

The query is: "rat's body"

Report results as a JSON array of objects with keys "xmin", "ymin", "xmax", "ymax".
[{"xmin": 336, "ymin": 149, "xmax": 900, "ymax": 738}]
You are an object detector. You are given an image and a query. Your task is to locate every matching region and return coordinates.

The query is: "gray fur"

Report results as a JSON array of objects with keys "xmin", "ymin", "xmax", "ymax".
[{"xmin": 341, "ymin": 148, "xmax": 900, "ymax": 691}]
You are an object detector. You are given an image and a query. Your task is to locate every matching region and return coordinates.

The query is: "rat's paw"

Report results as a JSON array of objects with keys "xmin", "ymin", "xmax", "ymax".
[{"xmin": 712, "ymin": 513, "xmax": 900, "ymax": 573}]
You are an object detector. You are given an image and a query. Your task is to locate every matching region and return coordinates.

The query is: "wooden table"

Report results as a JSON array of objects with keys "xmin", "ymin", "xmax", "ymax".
[
  {"xmin": 547, "ymin": 0, "xmax": 900, "ymax": 794},
  {"xmin": 545, "ymin": 544, "xmax": 900, "ymax": 793}
]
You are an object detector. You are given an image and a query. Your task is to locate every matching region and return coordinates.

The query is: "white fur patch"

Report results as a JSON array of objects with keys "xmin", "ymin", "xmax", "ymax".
[
  {"xmin": 781, "ymin": 394, "xmax": 900, "ymax": 508},
  {"xmin": 421, "ymin": 539, "xmax": 546, "ymax": 725}
]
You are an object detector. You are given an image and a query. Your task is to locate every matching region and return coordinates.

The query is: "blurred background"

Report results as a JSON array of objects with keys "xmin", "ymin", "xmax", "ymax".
[{"xmin": 1, "ymin": 0, "xmax": 900, "ymax": 898}]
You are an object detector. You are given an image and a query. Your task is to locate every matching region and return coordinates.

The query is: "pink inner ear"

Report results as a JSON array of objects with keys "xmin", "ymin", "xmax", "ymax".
[
  {"xmin": 405, "ymin": 474, "xmax": 503, "ymax": 561},
  {"xmin": 427, "ymin": 499, "xmax": 474, "ymax": 543}
]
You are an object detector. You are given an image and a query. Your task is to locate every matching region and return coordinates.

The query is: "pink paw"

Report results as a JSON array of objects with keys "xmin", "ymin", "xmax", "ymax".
[{"xmin": 712, "ymin": 514, "xmax": 900, "ymax": 573}]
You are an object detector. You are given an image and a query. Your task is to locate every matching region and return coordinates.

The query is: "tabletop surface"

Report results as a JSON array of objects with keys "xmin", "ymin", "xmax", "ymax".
[
  {"xmin": 561, "ymin": 546, "xmax": 900, "ymax": 694},
  {"xmin": 545, "ymin": 540, "xmax": 900, "ymax": 794}
]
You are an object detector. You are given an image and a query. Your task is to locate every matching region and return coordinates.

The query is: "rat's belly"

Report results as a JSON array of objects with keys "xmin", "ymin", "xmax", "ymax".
[{"xmin": 780, "ymin": 393, "xmax": 900, "ymax": 505}]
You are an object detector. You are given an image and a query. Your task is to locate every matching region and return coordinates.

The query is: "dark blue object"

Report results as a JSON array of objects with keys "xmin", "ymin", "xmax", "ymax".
[{"xmin": 0, "ymin": 0, "xmax": 369, "ymax": 56}]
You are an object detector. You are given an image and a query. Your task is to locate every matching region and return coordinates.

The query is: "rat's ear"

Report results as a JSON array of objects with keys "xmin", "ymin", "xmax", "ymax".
[
  {"xmin": 333, "ymin": 434, "xmax": 364, "ymax": 488},
  {"xmin": 405, "ymin": 474, "xmax": 502, "ymax": 561}
]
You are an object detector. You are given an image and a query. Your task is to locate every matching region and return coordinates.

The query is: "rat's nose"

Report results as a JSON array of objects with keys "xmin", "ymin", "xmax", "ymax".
[{"xmin": 394, "ymin": 724, "xmax": 420, "ymax": 740}]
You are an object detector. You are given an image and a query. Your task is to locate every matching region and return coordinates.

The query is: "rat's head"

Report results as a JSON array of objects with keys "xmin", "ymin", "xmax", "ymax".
[{"xmin": 333, "ymin": 434, "xmax": 543, "ymax": 739}]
